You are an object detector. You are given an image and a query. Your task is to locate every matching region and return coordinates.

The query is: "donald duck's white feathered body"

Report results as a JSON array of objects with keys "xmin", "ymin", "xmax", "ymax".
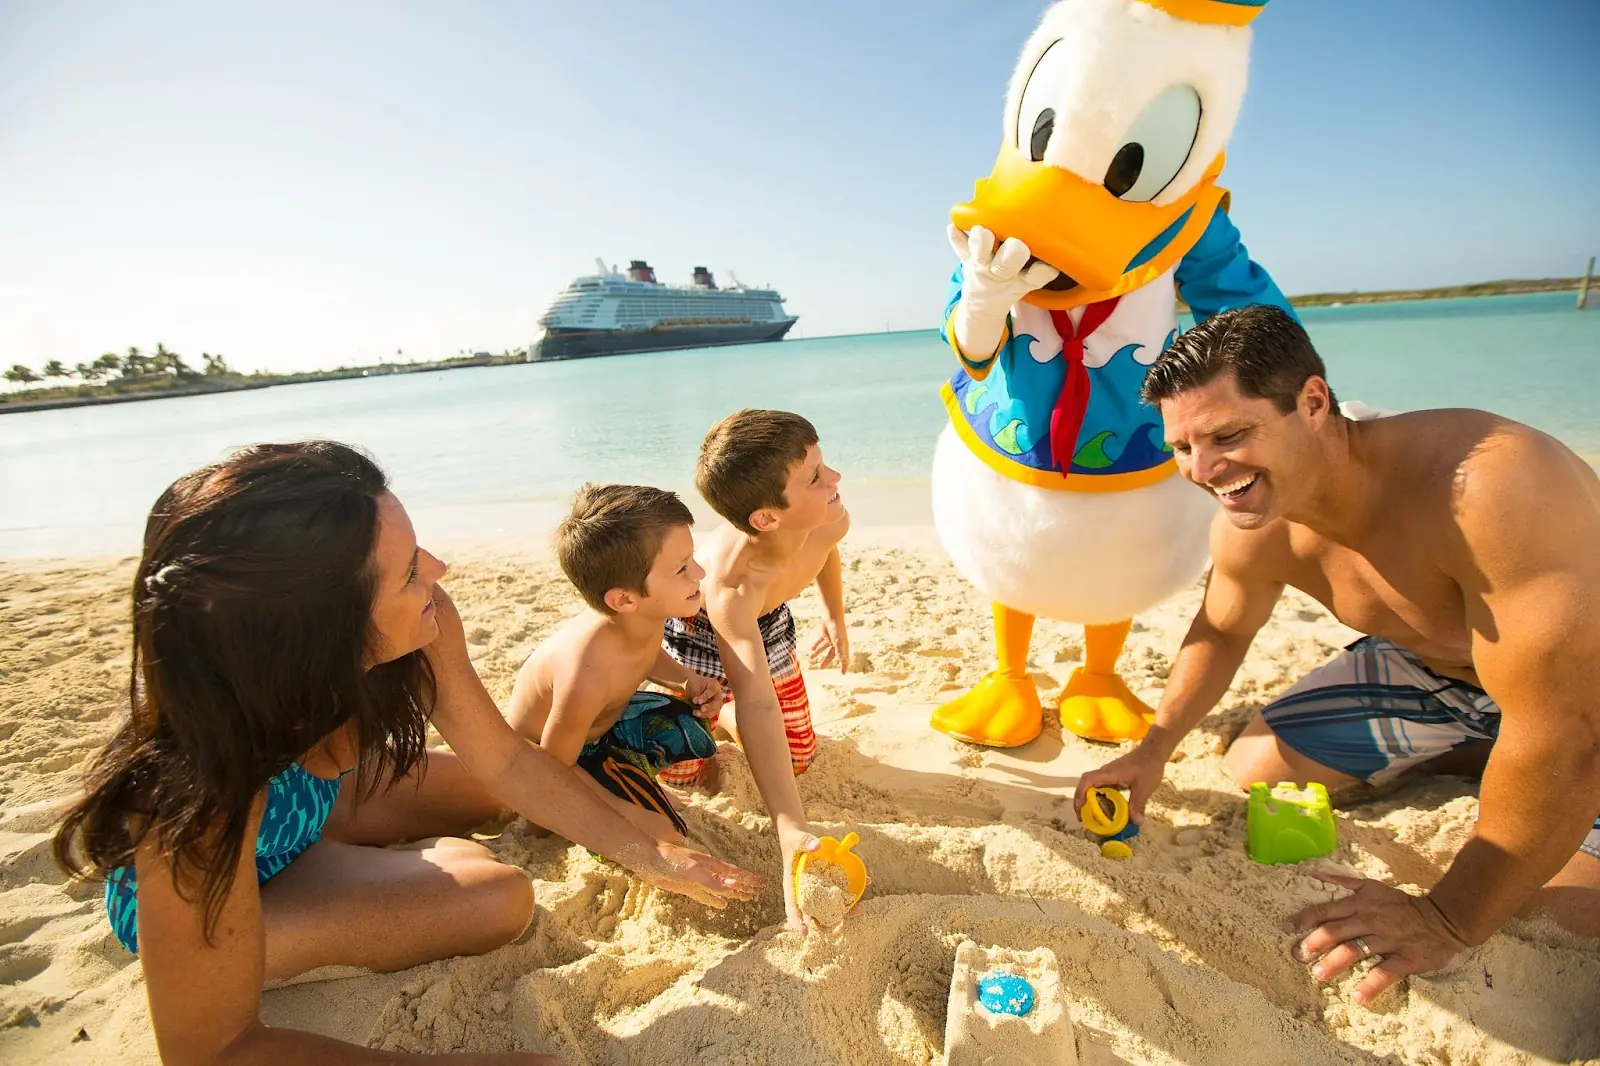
[{"xmin": 931, "ymin": 0, "xmax": 1297, "ymax": 748}]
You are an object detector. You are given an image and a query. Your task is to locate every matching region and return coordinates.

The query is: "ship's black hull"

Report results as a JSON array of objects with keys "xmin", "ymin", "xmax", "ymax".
[{"xmin": 532, "ymin": 320, "xmax": 796, "ymax": 361}]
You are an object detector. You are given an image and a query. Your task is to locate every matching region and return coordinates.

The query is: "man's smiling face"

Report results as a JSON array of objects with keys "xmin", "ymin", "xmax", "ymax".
[{"xmin": 1160, "ymin": 371, "xmax": 1321, "ymax": 530}]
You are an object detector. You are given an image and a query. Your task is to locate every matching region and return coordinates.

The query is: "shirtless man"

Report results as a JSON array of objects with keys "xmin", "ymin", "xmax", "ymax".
[
  {"xmin": 1073, "ymin": 304, "xmax": 1600, "ymax": 1005},
  {"xmin": 658, "ymin": 408, "xmax": 851, "ymax": 932}
]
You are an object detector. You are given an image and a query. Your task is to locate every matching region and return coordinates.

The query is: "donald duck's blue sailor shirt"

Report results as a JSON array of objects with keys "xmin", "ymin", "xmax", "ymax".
[{"xmin": 941, "ymin": 207, "xmax": 1297, "ymax": 482}]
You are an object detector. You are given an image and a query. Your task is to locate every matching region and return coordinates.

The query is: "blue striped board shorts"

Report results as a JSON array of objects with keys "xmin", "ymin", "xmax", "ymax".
[{"xmin": 1261, "ymin": 636, "xmax": 1600, "ymax": 861}]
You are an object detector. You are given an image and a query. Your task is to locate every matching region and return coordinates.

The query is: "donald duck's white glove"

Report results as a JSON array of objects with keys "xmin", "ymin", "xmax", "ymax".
[{"xmin": 946, "ymin": 223, "xmax": 1060, "ymax": 362}]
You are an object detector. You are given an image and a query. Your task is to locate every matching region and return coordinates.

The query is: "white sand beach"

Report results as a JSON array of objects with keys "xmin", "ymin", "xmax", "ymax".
[{"xmin": 3, "ymin": 533, "xmax": 1597, "ymax": 1065}]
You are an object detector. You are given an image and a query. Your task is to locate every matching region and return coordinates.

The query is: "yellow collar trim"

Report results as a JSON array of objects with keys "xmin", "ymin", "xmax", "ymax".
[{"xmin": 941, "ymin": 382, "xmax": 1178, "ymax": 493}]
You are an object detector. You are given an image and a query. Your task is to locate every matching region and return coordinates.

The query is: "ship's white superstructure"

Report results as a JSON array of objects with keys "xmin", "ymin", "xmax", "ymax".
[{"xmin": 531, "ymin": 259, "xmax": 797, "ymax": 361}]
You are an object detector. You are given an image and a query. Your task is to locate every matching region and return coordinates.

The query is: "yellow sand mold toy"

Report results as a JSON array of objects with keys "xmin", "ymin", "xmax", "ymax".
[
  {"xmin": 792, "ymin": 831, "xmax": 869, "ymax": 911},
  {"xmin": 1080, "ymin": 786, "xmax": 1140, "ymax": 859}
]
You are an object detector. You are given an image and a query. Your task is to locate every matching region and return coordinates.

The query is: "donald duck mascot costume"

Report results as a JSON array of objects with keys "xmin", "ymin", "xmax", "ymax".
[{"xmin": 931, "ymin": 0, "xmax": 1297, "ymax": 749}]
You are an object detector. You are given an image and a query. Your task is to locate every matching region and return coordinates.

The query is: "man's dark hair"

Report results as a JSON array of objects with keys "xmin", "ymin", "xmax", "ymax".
[{"xmin": 1141, "ymin": 304, "xmax": 1337, "ymax": 414}]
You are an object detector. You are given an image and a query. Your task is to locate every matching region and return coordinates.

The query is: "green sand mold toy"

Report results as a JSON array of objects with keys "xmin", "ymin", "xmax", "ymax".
[{"xmin": 1247, "ymin": 782, "xmax": 1338, "ymax": 865}]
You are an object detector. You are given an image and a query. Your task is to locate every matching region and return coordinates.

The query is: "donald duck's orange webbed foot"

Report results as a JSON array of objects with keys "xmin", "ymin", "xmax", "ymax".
[
  {"xmin": 1058, "ymin": 669, "xmax": 1155, "ymax": 743},
  {"xmin": 930, "ymin": 671, "xmax": 1043, "ymax": 748}
]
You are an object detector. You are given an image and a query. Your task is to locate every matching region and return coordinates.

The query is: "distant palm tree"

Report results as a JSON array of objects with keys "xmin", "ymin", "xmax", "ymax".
[
  {"xmin": 152, "ymin": 343, "xmax": 190, "ymax": 376},
  {"xmin": 122, "ymin": 347, "xmax": 149, "ymax": 378},
  {"xmin": 94, "ymin": 352, "xmax": 122, "ymax": 375},
  {"xmin": 41, "ymin": 359, "xmax": 67, "ymax": 382},
  {"xmin": 202, "ymin": 352, "xmax": 231, "ymax": 376},
  {"xmin": 75, "ymin": 361, "xmax": 103, "ymax": 383},
  {"xmin": 5, "ymin": 364, "xmax": 40, "ymax": 389}
]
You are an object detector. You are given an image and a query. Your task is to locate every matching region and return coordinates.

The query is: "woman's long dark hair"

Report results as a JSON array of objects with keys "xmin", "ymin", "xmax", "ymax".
[{"xmin": 54, "ymin": 440, "xmax": 433, "ymax": 941}]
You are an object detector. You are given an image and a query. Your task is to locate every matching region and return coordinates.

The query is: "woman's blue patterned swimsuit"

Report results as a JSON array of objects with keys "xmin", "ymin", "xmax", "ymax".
[{"xmin": 104, "ymin": 761, "xmax": 344, "ymax": 954}]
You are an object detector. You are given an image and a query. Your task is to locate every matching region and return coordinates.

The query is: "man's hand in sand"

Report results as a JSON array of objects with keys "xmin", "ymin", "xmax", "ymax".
[
  {"xmin": 1072, "ymin": 746, "xmax": 1168, "ymax": 826},
  {"xmin": 1288, "ymin": 871, "xmax": 1472, "ymax": 1005},
  {"xmin": 630, "ymin": 839, "xmax": 766, "ymax": 910},
  {"xmin": 809, "ymin": 617, "xmax": 850, "ymax": 674},
  {"xmin": 683, "ymin": 673, "xmax": 725, "ymax": 719}
]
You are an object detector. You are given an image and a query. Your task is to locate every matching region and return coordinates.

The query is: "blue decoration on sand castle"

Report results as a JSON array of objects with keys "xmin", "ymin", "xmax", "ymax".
[
  {"xmin": 945, "ymin": 942, "xmax": 1072, "ymax": 1063},
  {"xmin": 977, "ymin": 972, "xmax": 1035, "ymax": 1017}
]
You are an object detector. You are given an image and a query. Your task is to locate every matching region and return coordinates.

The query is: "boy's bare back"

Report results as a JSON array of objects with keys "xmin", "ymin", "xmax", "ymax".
[{"xmin": 506, "ymin": 614, "xmax": 662, "ymax": 747}]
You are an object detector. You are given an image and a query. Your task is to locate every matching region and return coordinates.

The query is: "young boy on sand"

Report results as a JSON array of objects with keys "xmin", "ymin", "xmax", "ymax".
[
  {"xmin": 505, "ymin": 483, "xmax": 728, "ymax": 845},
  {"xmin": 656, "ymin": 408, "xmax": 852, "ymax": 931}
]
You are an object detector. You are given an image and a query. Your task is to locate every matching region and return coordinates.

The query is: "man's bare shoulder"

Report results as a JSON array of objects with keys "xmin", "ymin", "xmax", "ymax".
[
  {"xmin": 1441, "ymin": 415, "xmax": 1600, "ymax": 578},
  {"xmin": 1360, "ymin": 408, "xmax": 1569, "ymax": 495},
  {"xmin": 1446, "ymin": 415, "xmax": 1596, "ymax": 510}
]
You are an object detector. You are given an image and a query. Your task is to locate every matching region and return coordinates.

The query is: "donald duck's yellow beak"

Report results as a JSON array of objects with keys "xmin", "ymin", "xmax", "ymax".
[{"xmin": 950, "ymin": 145, "xmax": 1229, "ymax": 310}]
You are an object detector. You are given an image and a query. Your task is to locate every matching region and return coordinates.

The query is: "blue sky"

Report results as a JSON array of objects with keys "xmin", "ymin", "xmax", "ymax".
[{"xmin": 1, "ymin": 0, "xmax": 1596, "ymax": 375}]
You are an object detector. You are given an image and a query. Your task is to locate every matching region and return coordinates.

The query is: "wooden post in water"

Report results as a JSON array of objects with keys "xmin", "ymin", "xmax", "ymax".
[{"xmin": 1580, "ymin": 256, "xmax": 1595, "ymax": 311}]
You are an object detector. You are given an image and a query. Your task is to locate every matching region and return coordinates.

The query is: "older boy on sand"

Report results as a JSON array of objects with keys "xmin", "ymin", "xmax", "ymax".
[
  {"xmin": 1074, "ymin": 305, "xmax": 1600, "ymax": 1004},
  {"xmin": 658, "ymin": 409, "xmax": 852, "ymax": 931}
]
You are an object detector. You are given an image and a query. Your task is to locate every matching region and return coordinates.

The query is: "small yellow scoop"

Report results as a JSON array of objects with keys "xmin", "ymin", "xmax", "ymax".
[
  {"xmin": 792, "ymin": 831, "xmax": 870, "ymax": 908},
  {"xmin": 1078, "ymin": 787, "xmax": 1129, "ymax": 837}
]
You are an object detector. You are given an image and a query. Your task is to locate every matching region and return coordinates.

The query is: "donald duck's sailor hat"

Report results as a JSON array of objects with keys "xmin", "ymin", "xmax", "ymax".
[{"xmin": 1134, "ymin": 0, "xmax": 1268, "ymax": 26}]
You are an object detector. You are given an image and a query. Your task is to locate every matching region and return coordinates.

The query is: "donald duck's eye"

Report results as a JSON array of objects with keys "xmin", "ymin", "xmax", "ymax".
[
  {"xmin": 1103, "ymin": 85, "xmax": 1202, "ymax": 203},
  {"xmin": 1015, "ymin": 39, "xmax": 1069, "ymax": 161},
  {"xmin": 1029, "ymin": 109, "xmax": 1055, "ymax": 163},
  {"xmin": 1105, "ymin": 145, "xmax": 1144, "ymax": 198}
]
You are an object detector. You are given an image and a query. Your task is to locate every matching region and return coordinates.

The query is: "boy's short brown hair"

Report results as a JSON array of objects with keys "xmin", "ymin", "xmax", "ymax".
[
  {"xmin": 554, "ymin": 483, "xmax": 693, "ymax": 613},
  {"xmin": 696, "ymin": 409, "xmax": 819, "ymax": 535}
]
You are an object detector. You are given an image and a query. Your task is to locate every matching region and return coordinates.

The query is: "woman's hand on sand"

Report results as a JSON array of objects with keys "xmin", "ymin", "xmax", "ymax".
[
  {"xmin": 778, "ymin": 826, "xmax": 822, "ymax": 933},
  {"xmin": 1288, "ymin": 872, "xmax": 1472, "ymax": 1006},
  {"xmin": 810, "ymin": 617, "xmax": 850, "ymax": 674},
  {"xmin": 632, "ymin": 841, "xmax": 766, "ymax": 910},
  {"xmin": 1072, "ymin": 745, "xmax": 1167, "ymax": 826},
  {"xmin": 683, "ymin": 673, "xmax": 725, "ymax": 719}
]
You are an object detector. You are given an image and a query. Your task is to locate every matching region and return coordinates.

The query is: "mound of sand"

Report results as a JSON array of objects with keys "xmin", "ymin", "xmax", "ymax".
[{"xmin": 3, "ymin": 540, "xmax": 1597, "ymax": 1065}]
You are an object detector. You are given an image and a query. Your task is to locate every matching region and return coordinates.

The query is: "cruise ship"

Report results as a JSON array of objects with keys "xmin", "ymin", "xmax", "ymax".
[{"xmin": 530, "ymin": 260, "xmax": 798, "ymax": 361}]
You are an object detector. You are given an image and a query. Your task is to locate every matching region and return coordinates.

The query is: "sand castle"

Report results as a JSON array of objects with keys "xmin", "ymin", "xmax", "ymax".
[{"xmin": 942, "ymin": 940, "xmax": 1075, "ymax": 1066}]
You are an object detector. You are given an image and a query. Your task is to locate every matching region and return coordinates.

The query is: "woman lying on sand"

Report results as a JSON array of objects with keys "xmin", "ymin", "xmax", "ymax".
[{"xmin": 51, "ymin": 440, "xmax": 763, "ymax": 1064}]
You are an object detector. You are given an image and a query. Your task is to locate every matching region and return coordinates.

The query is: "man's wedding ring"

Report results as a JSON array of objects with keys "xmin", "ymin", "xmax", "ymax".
[{"xmin": 1353, "ymin": 936, "xmax": 1373, "ymax": 959}]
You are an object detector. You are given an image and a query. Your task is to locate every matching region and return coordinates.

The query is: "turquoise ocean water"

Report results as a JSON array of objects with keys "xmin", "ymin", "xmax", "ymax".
[{"xmin": 1, "ymin": 292, "xmax": 1596, "ymax": 557}]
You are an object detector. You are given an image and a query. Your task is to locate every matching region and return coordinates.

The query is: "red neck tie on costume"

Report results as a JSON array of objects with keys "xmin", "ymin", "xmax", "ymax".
[{"xmin": 1046, "ymin": 298, "xmax": 1120, "ymax": 476}]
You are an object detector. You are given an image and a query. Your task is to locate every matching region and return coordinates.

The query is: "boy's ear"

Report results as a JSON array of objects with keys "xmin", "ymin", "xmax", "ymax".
[
  {"xmin": 748, "ymin": 507, "xmax": 779, "ymax": 533},
  {"xmin": 604, "ymin": 587, "xmax": 639, "ymax": 614}
]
